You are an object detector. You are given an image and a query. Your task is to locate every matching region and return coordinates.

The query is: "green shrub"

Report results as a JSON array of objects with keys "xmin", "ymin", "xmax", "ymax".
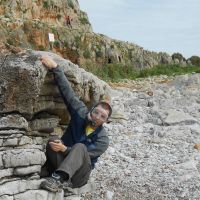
[
  {"xmin": 84, "ymin": 63, "xmax": 200, "ymax": 82},
  {"xmin": 137, "ymin": 64, "xmax": 196, "ymax": 78},
  {"xmin": 68, "ymin": 0, "xmax": 74, "ymax": 9},
  {"xmin": 96, "ymin": 51, "xmax": 103, "ymax": 58},
  {"xmin": 172, "ymin": 53, "xmax": 186, "ymax": 61},
  {"xmin": 85, "ymin": 63, "xmax": 138, "ymax": 81},
  {"xmin": 79, "ymin": 17, "xmax": 89, "ymax": 25},
  {"xmin": 54, "ymin": 40, "xmax": 60, "ymax": 48},
  {"xmin": 43, "ymin": 1, "xmax": 49, "ymax": 9},
  {"xmin": 74, "ymin": 36, "xmax": 81, "ymax": 47},
  {"xmin": 57, "ymin": 14, "xmax": 62, "ymax": 20},
  {"xmin": 63, "ymin": 40, "xmax": 69, "ymax": 47},
  {"xmin": 38, "ymin": 45, "xmax": 46, "ymax": 51},
  {"xmin": 51, "ymin": 27, "xmax": 57, "ymax": 35},
  {"xmin": 189, "ymin": 56, "xmax": 200, "ymax": 66},
  {"xmin": 83, "ymin": 50, "xmax": 91, "ymax": 59},
  {"xmin": 6, "ymin": 38, "xmax": 14, "ymax": 45}
]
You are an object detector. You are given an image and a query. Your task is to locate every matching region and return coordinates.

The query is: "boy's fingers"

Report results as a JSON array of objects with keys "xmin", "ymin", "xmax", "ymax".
[{"xmin": 52, "ymin": 146, "xmax": 60, "ymax": 151}]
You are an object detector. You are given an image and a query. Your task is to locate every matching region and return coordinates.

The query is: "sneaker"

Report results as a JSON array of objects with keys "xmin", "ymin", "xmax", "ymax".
[{"xmin": 40, "ymin": 176, "xmax": 63, "ymax": 192}]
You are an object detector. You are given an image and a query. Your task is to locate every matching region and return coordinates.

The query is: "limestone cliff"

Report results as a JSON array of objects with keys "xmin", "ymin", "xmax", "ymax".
[
  {"xmin": 0, "ymin": 0, "xmax": 172, "ymax": 69},
  {"xmin": 0, "ymin": 49, "xmax": 111, "ymax": 199}
]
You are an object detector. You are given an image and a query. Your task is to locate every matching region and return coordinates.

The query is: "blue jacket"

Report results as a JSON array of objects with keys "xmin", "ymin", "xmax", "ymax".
[{"xmin": 52, "ymin": 66, "xmax": 109, "ymax": 168}]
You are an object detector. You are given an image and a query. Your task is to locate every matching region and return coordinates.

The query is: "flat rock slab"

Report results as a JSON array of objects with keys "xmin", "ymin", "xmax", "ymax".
[
  {"xmin": 14, "ymin": 190, "xmax": 64, "ymax": 200},
  {"xmin": 0, "ymin": 114, "xmax": 28, "ymax": 130},
  {"xmin": 2, "ymin": 149, "xmax": 46, "ymax": 168},
  {"xmin": 0, "ymin": 179, "xmax": 43, "ymax": 196},
  {"xmin": 163, "ymin": 109, "xmax": 198, "ymax": 125}
]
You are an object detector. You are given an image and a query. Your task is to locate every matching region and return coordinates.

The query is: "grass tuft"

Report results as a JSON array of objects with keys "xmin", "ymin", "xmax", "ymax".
[{"xmin": 84, "ymin": 63, "xmax": 200, "ymax": 82}]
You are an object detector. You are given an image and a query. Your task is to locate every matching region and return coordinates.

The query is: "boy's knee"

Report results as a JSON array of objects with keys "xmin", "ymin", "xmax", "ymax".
[{"xmin": 73, "ymin": 143, "xmax": 87, "ymax": 151}]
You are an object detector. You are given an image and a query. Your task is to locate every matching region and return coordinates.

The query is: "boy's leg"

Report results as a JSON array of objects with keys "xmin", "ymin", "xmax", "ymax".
[
  {"xmin": 40, "ymin": 136, "xmax": 65, "ymax": 177},
  {"xmin": 56, "ymin": 143, "xmax": 92, "ymax": 188},
  {"xmin": 40, "ymin": 136, "xmax": 67, "ymax": 192},
  {"xmin": 41, "ymin": 142, "xmax": 91, "ymax": 191}
]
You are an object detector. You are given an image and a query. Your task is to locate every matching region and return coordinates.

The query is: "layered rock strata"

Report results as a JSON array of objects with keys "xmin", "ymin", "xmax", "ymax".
[{"xmin": 0, "ymin": 50, "xmax": 111, "ymax": 199}]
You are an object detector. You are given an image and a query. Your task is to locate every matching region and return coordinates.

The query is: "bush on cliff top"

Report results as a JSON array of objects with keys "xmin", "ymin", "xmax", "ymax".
[
  {"xmin": 85, "ymin": 63, "xmax": 200, "ymax": 82},
  {"xmin": 189, "ymin": 56, "xmax": 200, "ymax": 66}
]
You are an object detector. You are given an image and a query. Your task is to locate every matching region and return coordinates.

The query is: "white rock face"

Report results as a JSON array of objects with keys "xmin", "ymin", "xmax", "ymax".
[
  {"xmin": 0, "ymin": 115, "xmax": 29, "ymax": 130},
  {"xmin": 14, "ymin": 190, "xmax": 64, "ymax": 200},
  {"xmin": 2, "ymin": 149, "xmax": 46, "ymax": 168},
  {"xmin": 0, "ymin": 179, "xmax": 42, "ymax": 196},
  {"xmin": 14, "ymin": 165, "xmax": 41, "ymax": 176},
  {"xmin": 0, "ymin": 168, "xmax": 13, "ymax": 179},
  {"xmin": 0, "ymin": 195, "xmax": 13, "ymax": 200}
]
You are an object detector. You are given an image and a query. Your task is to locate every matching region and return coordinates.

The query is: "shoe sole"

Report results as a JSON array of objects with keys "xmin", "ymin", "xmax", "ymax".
[{"xmin": 40, "ymin": 182, "xmax": 63, "ymax": 193}]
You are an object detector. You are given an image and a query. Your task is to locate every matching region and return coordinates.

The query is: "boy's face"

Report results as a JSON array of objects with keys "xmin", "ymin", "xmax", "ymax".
[{"xmin": 90, "ymin": 105, "xmax": 109, "ymax": 127}]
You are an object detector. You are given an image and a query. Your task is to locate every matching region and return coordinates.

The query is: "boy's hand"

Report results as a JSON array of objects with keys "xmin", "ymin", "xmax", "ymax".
[
  {"xmin": 40, "ymin": 55, "xmax": 58, "ymax": 69},
  {"xmin": 49, "ymin": 140, "xmax": 67, "ymax": 152}
]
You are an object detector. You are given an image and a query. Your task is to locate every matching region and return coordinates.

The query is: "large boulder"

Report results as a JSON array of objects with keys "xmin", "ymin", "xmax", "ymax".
[
  {"xmin": 0, "ymin": 50, "xmax": 111, "ymax": 120},
  {"xmin": 0, "ymin": 50, "xmax": 111, "ymax": 199}
]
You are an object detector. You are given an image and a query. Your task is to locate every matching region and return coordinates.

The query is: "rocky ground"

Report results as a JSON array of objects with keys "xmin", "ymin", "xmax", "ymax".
[{"xmin": 83, "ymin": 73, "xmax": 200, "ymax": 200}]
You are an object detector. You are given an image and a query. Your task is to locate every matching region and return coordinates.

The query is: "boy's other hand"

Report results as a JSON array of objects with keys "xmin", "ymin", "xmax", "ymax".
[{"xmin": 49, "ymin": 140, "xmax": 67, "ymax": 152}]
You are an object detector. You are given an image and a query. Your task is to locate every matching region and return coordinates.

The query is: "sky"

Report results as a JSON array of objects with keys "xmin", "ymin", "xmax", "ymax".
[{"xmin": 78, "ymin": 0, "xmax": 199, "ymax": 59}]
